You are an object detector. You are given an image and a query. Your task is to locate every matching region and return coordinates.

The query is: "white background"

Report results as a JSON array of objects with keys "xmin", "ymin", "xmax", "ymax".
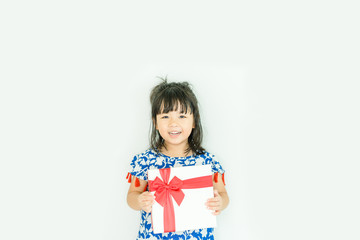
[{"xmin": 1, "ymin": 1, "xmax": 359, "ymax": 240}]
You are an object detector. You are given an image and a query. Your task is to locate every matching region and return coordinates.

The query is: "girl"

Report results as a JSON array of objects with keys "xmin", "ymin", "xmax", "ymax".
[{"xmin": 127, "ymin": 79, "xmax": 229, "ymax": 239}]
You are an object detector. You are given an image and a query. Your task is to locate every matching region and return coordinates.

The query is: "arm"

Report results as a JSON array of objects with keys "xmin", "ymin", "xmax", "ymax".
[
  {"xmin": 127, "ymin": 176, "xmax": 154, "ymax": 212},
  {"xmin": 206, "ymin": 173, "xmax": 229, "ymax": 215}
]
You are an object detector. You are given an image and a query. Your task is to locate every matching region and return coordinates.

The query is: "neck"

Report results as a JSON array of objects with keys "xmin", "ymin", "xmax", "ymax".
[{"xmin": 161, "ymin": 143, "xmax": 192, "ymax": 157}]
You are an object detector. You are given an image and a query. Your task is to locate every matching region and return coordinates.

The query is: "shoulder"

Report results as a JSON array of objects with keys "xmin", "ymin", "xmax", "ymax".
[
  {"xmin": 129, "ymin": 149, "xmax": 159, "ymax": 180},
  {"xmin": 190, "ymin": 151, "xmax": 215, "ymax": 165},
  {"xmin": 197, "ymin": 151, "xmax": 225, "ymax": 174},
  {"xmin": 195, "ymin": 150, "xmax": 216, "ymax": 161},
  {"xmin": 130, "ymin": 149, "xmax": 158, "ymax": 167},
  {"xmin": 132, "ymin": 149, "xmax": 157, "ymax": 159}
]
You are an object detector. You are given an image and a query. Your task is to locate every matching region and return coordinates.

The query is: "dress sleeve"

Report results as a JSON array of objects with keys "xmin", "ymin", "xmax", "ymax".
[
  {"xmin": 210, "ymin": 155, "xmax": 225, "ymax": 174},
  {"xmin": 129, "ymin": 154, "xmax": 149, "ymax": 181},
  {"xmin": 210, "ymin": 154, "xmax": 226, "ymax": 185}
]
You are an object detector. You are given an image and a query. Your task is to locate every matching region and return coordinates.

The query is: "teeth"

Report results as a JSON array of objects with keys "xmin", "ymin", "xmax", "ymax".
[{"xmin": 170, "ymin": 132, "xmax": 180, "ymax": 135}]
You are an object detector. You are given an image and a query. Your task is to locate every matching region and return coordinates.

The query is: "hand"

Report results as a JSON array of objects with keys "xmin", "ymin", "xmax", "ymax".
[
  {"xmin": 205, "ymin": 189, "xmax": 223, "ymax": 215},
  {"xmin": 138, "ymin": 191, "xmax": 154, "ymax": 213}
]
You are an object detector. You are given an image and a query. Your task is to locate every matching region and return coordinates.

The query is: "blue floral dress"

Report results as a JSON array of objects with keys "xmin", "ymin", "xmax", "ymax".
[{"xmin": 129, "ymin": 149, "xmax": 225, "ymax": 240}]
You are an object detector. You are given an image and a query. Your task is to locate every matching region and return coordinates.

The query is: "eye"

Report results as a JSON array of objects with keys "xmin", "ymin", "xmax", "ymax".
[
  {"xmin": 161, "ymin": 115, "xmax": 169, "ymax": 119},
  {"xmin": 179, "ymin": 115, "xmax": 187, "ymax": 119}
]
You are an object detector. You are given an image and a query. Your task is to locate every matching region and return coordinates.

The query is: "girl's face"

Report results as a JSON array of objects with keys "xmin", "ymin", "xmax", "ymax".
[{"xmin": 155, "ymin": 108, "xmax": 195, "ymax": 151}]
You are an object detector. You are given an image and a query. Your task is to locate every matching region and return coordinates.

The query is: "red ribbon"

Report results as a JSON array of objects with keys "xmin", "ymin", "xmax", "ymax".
[{"xmin": 149, "ymin": 168, "xmax": 213, "ymax": 233}]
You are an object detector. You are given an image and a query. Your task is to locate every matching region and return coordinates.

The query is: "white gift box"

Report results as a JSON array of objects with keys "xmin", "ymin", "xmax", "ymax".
[{"xmin": 148, "ymin": 164, "xmax": 216, "ymax": 234}]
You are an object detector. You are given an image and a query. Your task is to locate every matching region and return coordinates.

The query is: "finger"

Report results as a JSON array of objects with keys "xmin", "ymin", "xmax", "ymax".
[
  {"xmin": 141, "ymin": 192, "xmax": 154, "ymax": 198},
  {"xmin": 143, "ymin": 201, "xmax": 153, "ymax": 208},
  {"xmin": 141, "ymin": 202, "xmax": 153, "ymax": 211},
  {"xmin": 139, "ymin": 196, "xmax": 154, "ymax": 202},
  {"xmin": 143, "ymin": 206, "xmax": 152, "ymax": 213},
  {"xmin": 207, "ymin": 197, "xmax": 220, "ymax": 202},
  {"xmin": 207, "ymin": 205, "xmax": 221, "ymax": 211},
  {"xmin": 213, "ymin": 189, "xmax": 220, "ymax": 197},
  {"xmin": 205, "ymin": 201, "xmax": 220, "ymax": 209},
  {"xmin": 140, "ymin": 202, "xmax": 154, "ymax": 209},
  {"xmin": 206, "ymin": 201, "xmax": 221, "ymax": 208},
  {"xmin": 206, "ymin": 200, "xmax": 220, "ymax": 208},
  {"xmin": 140, "ymin": 201, "xmax": 155, "ymax": 209},
  {"xmin": 139, "ymin": 193, "xmax": 155, "ymax": 200},
  {"xmin": 212, "ymin": 210, "xmax": 221, "ymax": 216},
  {"xmin": 205, "ymin": 201, "xmax": 221, "ymax": 207}
]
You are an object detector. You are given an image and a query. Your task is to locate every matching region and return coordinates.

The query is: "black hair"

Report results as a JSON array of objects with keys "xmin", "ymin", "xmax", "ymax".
[{"xmin": 149, "ymin": 77, "xmax": 205, "ymax": 156}]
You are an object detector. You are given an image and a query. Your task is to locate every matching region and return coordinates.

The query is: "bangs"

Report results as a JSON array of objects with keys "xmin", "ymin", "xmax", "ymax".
[{"xmin": 155, "ymin": 88, "xmax": 193, "ymax": 115}]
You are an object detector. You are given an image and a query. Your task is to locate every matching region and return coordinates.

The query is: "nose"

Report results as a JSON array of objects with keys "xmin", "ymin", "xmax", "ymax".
[{"xmin": 169, "ymin": 118, "xmax": 178, "ymax": 127}]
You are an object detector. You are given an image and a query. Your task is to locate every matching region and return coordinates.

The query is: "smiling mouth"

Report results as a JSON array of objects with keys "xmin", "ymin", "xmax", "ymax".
[{"xmin": 169, "ymin": 131, "xmax": 181, "ymax": 136}]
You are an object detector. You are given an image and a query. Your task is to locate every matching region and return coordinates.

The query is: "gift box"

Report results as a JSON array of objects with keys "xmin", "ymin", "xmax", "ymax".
[{"xmin": 148, "ymin": 164, "xmax": 216, "ymax": 234}]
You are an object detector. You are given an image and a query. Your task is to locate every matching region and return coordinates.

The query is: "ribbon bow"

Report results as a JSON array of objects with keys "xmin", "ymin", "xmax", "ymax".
[{"xmin": 151, "ymin": 175, "xmax": 185, "ymax": 207}]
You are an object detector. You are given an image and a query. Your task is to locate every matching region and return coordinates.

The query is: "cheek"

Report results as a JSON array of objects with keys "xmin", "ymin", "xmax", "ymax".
[
  {"xmin": 157, "ymin": 124, "xmax": 168, "ymax": 133},
  {"xmin": 188, "ymin": 122, "xmax": 195, "ymax": 131}
]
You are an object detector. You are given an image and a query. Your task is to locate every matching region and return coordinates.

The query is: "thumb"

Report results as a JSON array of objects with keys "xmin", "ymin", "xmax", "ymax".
[{"xmin": 213, "ymin": 189, "xmax": 219, "ymax": 197}]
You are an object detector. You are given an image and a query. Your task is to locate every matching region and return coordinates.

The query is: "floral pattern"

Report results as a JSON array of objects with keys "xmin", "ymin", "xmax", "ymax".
[{"xmin": 129, "ymin": 149, "xmax": 225, "ymax": 240}]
